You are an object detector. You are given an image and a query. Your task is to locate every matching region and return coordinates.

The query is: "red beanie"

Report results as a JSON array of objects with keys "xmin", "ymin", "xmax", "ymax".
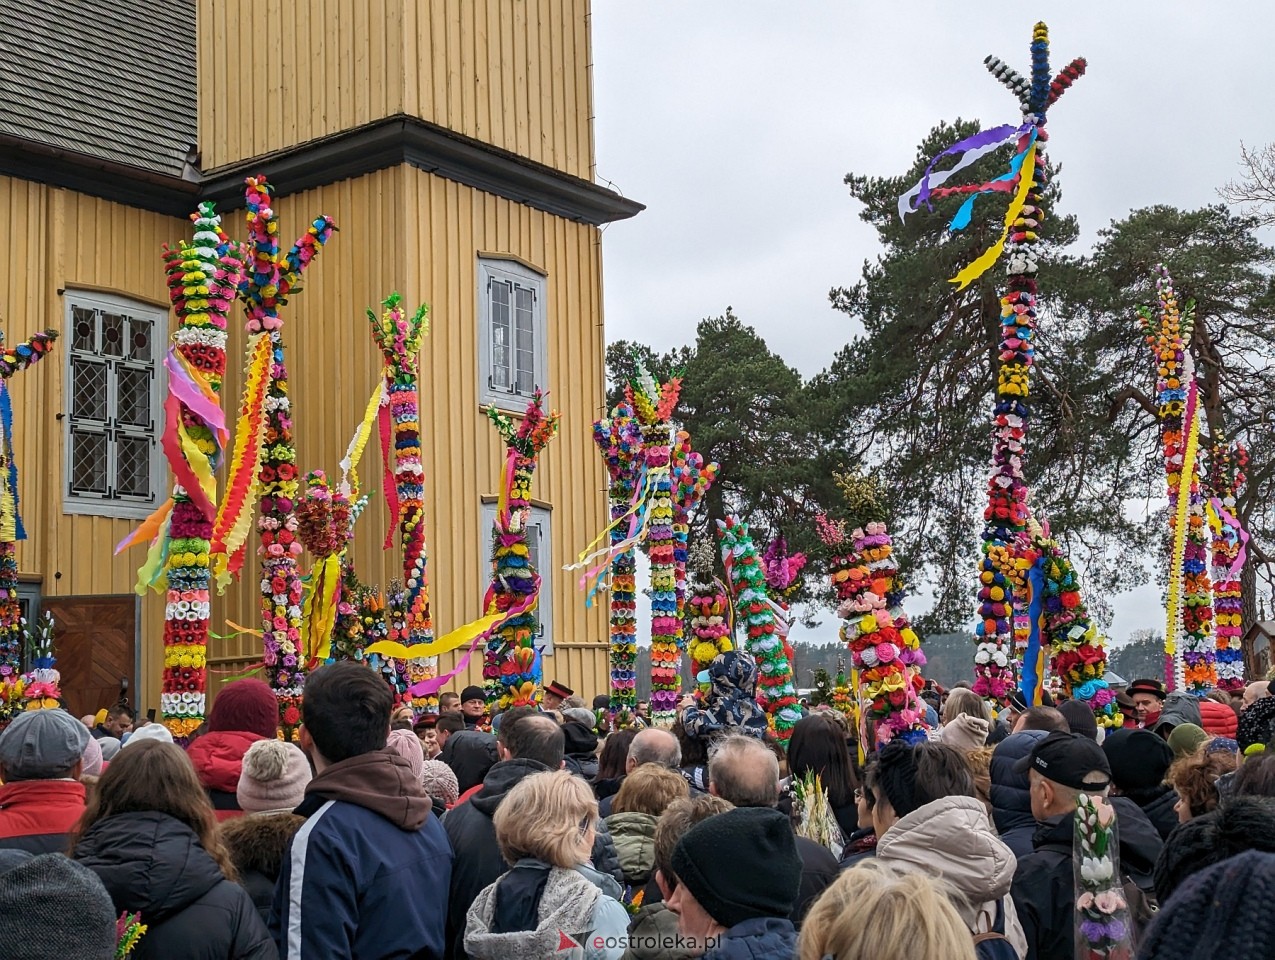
[{"xmin": 208, "ymin": 679, "xmax": 279, "ymax": 739}]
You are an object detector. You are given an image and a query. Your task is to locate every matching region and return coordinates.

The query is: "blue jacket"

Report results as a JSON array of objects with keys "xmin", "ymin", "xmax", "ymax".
[
  {"xmin": 270, "ymin": 749, "xmax": 454, "ymax": 959},
  {"xmin": 702, "ymin": 917, "xmax": 797, "ymax": 960},
  {"xmin": 989, "ymin": 730, "xmax": 1048, "ymax": 861}
]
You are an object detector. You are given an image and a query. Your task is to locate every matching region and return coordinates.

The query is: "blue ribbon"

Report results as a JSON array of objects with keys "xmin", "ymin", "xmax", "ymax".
[
  {"xmin": 1020, "ymin": 562, "xmax": 1046, "ymax": 706},
  {"xmin": 0, "ymin": 385, "xmax": 24, "ymax": 542},
  {"xmin": 949, "ymin": 128, "xmax": 1039, "ymax": 232}
]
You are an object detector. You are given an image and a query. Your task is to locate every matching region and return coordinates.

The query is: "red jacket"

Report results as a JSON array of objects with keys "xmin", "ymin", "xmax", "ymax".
[
  {"xmin": 186, "ymin": 729, "xmax": 265, "ymax": 821},
  {"xmin": 0, "ymin": 779, "xmax": 86, "ymax": 853},
  {"xmin": 1199, "ymin": 700, "xmax": 1238, "ymax": 739}
]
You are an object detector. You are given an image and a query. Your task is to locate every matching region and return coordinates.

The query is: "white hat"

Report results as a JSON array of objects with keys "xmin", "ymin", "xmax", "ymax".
[{"xmin": 121, "ymin": 724, "xmax": 174, "ymax": 748}]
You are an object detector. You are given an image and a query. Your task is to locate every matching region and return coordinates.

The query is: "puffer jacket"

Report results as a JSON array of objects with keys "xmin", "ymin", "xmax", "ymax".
[
  {"xmin": 1198, "ymin": 699, "xmax": 1238, "ymax": 738},
  {"xmin": 440, "ymin": 730, "xmax": 500, "ymax": 795},
  {"xmin": 605, "ymin": 811, "xmax": 657, "ymax": 887},
  {"xmin": 74, "ymin": 811, "xmax": 274, "ymax": 960},
  {"xmin": 680, "ymin": 651, "xmax": 768, "ymax": 741},
  {"xmin": 0, "ymin": 779, "xmax": 86, "ymax": 854},
  {"xmin": 1152, "ymin": 691, "xmax": 1202, "ymax": 735},
  {"xmin": 563, "ymin": 721, "xmax": 601, "ymax": 782},
  {"xmin": 876, "ymin": 795, "xmax": 1027, "ymax": 958},
  {"xmin": 1133, "ymin": 785, "xmax": 1180, "ymax": 841},
  {"xmin": 186, "ymin": 730, "xmax": 266, "ymax": 820},
  {"xmin": 989, "ymin": 730, "xmax": 1048, "ymax": 860},
  {"xmin": 465, "ymin": 860, "xmax": 628, "ymax": 960},
  {"xmin": 219, "ymin": 812, "xmax": 304, "ymax": 923},
  {"xmin": 701, "ymin": 917, "xmax": 797, "ymax": 960},
  {"xmin": 621, "ymin": 901, "xmax": 692, "ymax": 960}
]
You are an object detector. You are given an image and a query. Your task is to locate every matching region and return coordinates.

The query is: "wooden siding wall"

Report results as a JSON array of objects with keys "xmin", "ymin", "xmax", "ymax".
[
  {"xmin": 0, "ymin": 168, "xmax": 610, "ymax": 712},
  {"xmin": 197, "ymin": 0, "xmax": 595, "ymax": 181}
]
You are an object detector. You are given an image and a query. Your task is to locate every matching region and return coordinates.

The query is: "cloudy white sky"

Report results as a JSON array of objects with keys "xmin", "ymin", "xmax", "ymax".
[{"xmin": 590, "ymin": 3, "xmax": 1275, "ymax": 647}]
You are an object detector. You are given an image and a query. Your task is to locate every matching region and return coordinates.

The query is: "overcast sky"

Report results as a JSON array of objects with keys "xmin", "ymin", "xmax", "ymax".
[{"xmin": 589, "ymin": 3, "xmax": 1275, "ymax": 648}]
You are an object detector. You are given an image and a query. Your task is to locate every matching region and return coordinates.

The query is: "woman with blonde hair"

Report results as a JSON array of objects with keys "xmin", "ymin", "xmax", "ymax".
[
  {"xmin": 606, "ymin": 764, "xmax": 689, "ymax": 888},
  {"xmin": 466, "ymin": 769, "xmax": 629, "ymax": 960},
  {"xmin": 72, "ymin": 740, "xmax": 273, "ymax": 959},
  {"xmin": 800, "ymin": 859, "xmax": 977, "ymax": 960}
]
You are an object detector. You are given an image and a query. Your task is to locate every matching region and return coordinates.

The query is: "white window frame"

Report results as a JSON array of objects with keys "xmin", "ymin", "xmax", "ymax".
[
  {"xmin": 480, "ymin": 499, "xmax": 553, "ymax": 655},
  {"xmin": 477, "ymin": 256, "xmax": 548, "ymax": 412},
  {"xmin": 62, "ymin": 290, "xmax": 167, "ymax": 520}
]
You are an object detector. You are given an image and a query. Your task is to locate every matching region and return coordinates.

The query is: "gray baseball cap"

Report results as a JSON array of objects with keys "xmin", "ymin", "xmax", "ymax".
[{"xmin": 0, "ymin": 709, "xmax": 89, "ymax": 779}]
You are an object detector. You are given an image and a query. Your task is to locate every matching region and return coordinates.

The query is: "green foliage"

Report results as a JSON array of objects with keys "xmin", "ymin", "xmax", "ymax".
[{"xmin": 807, "ymin": 667, "xmax": 833, "ymax": 706}]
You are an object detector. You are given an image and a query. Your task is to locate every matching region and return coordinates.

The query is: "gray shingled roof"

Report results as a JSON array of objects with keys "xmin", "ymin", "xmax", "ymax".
[{"xmin": 0, "ymin": 0, "xmax": 196, "ymax": 179}]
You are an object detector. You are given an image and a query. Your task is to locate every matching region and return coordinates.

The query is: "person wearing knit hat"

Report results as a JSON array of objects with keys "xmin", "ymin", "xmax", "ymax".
[
  {"xmin": 1139, "ymin": 849, "xmax": 1275, "ymax": 959},
  {"xmin": 1167, "ymin": 722, "xmax": 1209, "ymax": 760},
  {"xmin": 386, "ymin": 728, "xmax": 426, "ymax": 783},
  {"xmin": 220, "ymin": 739, "xmax": 311, "ymax": 922},
  {"xmin": 1237, "ymin": 695, "xmax": 1275, "ymax": 754},
  {"xmin": 937, "ymin": 712, "xmax": 990, "ymax": 755},
  {"xmin": 459, "ymin": 685, "xmax": 487, "ymax": 729},
  {"xmin": 1103, "ymin": 728, "xmax": 1178, "ymax": 840},
  {"xmin": 1057, "ymin": 699, "xmax": 1099, "ymax": 741},
  {"xmin": 0, "ymin": 709, "xmax": 90, "ymax": 854},
  {"xmin": 1155, "ymin": 798, "xmax": 1275, "ymax": 903},
  {"xmin": 120, "ymin": 722, "xmax": 174, "ymax": 747},
  {"xmin": 667, "ymin": 806, "xmax": 800, "ymax": 958},
  {"xmin": 422, "ymin": 758, "xmax": 460, "ymax": 807},
  {"xmin": 96, "ymin": 736, "xmax": 120, "ymax": 761},
  {"xmin": 0, "ymin": 849, "xmax": 118, "ymax": 959},
  {"xmin": 80, "ymin": 733, "xmax": 103, "ymax": 778},
  {"xmin": 185, "ymin": 677, "xmax": 279, "ymax": 820}
]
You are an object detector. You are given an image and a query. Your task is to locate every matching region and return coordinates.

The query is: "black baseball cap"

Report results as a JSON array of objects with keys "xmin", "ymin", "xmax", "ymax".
[{"xmin": 1013, "ymin": 730, "xmax": 1112, "ymax": 790}]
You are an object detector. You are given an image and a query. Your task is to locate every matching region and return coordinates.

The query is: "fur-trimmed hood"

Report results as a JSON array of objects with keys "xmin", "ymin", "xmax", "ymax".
[{"xmin": 219, "ymin": 811, "xmax": 304, "ymax": 881}]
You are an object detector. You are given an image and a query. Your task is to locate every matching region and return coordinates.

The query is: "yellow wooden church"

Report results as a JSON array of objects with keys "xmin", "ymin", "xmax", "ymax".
[{"xmin": 0, "ymin": 0, "xmax": 639, "ymax": 716}]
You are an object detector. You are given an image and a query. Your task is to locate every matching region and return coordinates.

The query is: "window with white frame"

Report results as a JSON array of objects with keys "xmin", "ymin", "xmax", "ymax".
[
  {"xmin": 477, "ymin": 257, "xmax": 547, "ymax": 410},
  {"xmin": 480, "ymin": 499, "xmax": 553, "ymax": 655},
  {"xmin": 63, "ymin": 291, "xmax": 165, "ymax": 518}
]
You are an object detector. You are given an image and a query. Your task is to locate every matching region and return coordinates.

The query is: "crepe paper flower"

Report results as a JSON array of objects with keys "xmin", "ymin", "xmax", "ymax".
[
  {"xmin": 686, "ymin": 540, "xmax": 734, "ymax": 673},
  {"xmin": 115, "ymin": 911, "xmax": 148, "ymax": 958},
  {"xmin": 482, "ymin": 391, "xmax": 558, "ymax": 715},
  {"xmin": 1073, "ymin": 794, "xmax": 1134, "ymax": 959},
  {"xmin": 717, "ymin": 516, "xmax": 799, "ymax": 742},
  {"xmin": 1206, "ymin": 442, "xmax": 1248, "ymax": 691},
  {"xmin": 223, "ymin": 178, "xmax": 335, "ymax": 739},
  {"xmin": 1137, "ymin": 266, "xmax": 1217, "ymax": 693},
  {"xmin": 671, "ymin": 429, "xmax": 718, "ymax": 668},
  {"xmin": 0, "ymin": 323, "xmax": 56, "ymax": 717}
]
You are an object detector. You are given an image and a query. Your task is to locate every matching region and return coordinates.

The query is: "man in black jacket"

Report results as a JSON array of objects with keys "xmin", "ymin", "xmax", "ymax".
[
  {"xmin": 442, "ymin": 709, "xmax": 623, "ymax": 960},
  {"xmin": 706, "ymin": 734, "xmax": 837, "ymax": 925},
  {"xmin": 1010, "ymin": 731, "xmax": 1163, "ymax": 960}
]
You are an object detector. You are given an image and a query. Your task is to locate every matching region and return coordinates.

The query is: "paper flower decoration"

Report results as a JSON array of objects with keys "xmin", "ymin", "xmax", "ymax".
[
  {"xmin": 686, "ymin": 540, "xmax": 733, "ymax": 673},
  {"xmin": 718, "ymin": 515, "xmax": 800, "ymax": 741},
  {"xmin": 1207, "ymin": 442, "xmax": 1248, "ymax": 692},
  {"xmin": 591, "ymin": 403, "xmax": 645, "ymax": 710},
  {"xmin": 482, "ymin": 390, "xmax": 559, "ymax": 715},
  {"xmin": 1073, "ymin": 795, "xmax": 1134, "ymax": 959}
]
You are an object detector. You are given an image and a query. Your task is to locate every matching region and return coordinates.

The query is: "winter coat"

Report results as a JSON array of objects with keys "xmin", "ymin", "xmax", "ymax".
[
  {"xmin": 621, "ymin": 901, "xmax": 692, "ymax": 960},
  {"xmin": 270, "ymin": 749, "xmax": 453, "ymax": 960},
  {"xmin": 594, "ymin": 776, "xmax": 623, "ymax": 803},
  {"xmin": 186, "ymin": 729, "xmax": 266, "ymax": 820},
  {"xmin": 0, "ymin": 778, "xmax": 85, "ymax": 854},
  {"xmin": 219, "ymin": 812, "xmax": 305, "ymax": 923},
  {"xmin": 876, "ymin": 795, "xmax": 1027, "ymax": 959},
  {"xmin": 837, "ymin": 827, "xmax": 876, "ymax": 871},
  {"xmin": 1010, "ymin": 799, "xmax": 1163, "ymax": 960},
  {"xmin": 1133, "ymin": 785, "xmax": 1180, "ymax": 841},
  {"xmin": 792, "ymin": 835, "xmax": 838, "ymax": 924},
  {"xmin": 440, "ymin": 730, "xmax": 500, "ymax": 795},
  {"xmin": 464, "ymin": 860, "xmax": 629, "ymax": 960},
  {"xmin": 989, "ymin": 730, "xmax": 1049, "ymax": 860},
  {"xmin": 701, "ymin": 917, "xmax": 798, "ymax": 960},
  {"xmin": 446, "ymin": 759, "xmax": 620, "ymax": 960},
  {"xmin": 605, "ymin": 811, "xmax": 657, "ymax": 888},
  {"xmin": 1198, "ymin": 699, "xmax": 1239, "ymax": 738},
  {"xmin": 563, "ymin": 721, "xmax": 601, "ymax": 782},
  {"xmin": 74, "ymin": 810, "xmax": 274, "ymax": 960},
  {"xmin": 680, "ymin": 651, "xmax": 768, "ymax": 741}
]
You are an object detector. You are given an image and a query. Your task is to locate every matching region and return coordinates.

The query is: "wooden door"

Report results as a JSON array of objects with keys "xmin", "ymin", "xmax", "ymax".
[{"xmin": 42, "ymin": 596, "xmax": 137, "ymax": 720}]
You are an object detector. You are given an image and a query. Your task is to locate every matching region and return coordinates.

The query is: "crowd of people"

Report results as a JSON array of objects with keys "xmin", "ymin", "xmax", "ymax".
[{"xmin": 2, "ymin": 662, "xmax": 1275, "ymax": 959}]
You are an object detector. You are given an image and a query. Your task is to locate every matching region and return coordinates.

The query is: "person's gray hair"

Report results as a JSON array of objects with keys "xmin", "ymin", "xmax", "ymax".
[
  {"xmin": 628, "ymin": 727, "xmax": 681, "ymax": 768},
  {"xmin": 707, "ymin": 734, "xmax": 779, "ymax": 808}
]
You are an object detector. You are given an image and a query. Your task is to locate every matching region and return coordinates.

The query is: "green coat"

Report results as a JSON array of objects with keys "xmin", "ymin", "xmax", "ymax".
[{"xmin": 605, "ymin": 811, "xmax": 658, "ymax": 888}]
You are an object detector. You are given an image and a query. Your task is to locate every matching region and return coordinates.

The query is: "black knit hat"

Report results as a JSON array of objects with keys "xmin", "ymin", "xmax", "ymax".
[
  {"xmin": 1102, "ymin": 728, "xmax": 1173, "ymax": 792},
  {"xmin": 671, "ymin": 806, "xmax": 800, "ymax": 928},
  {"xmin": 460, "ymin": 686, "xmax": 485, "ymax": 705},
  {"xmin": 1153, "ymin": 796, "xmax": 1275, "ymax": 903},
  {"xmin": 1237, "ymin": 696, "xmax": 1275, "ymax": 753},
  {"xmin": 1139, "ymin": 849, "xmax": 1275, "ymax": 959},
  {"xmin": 0, "ymin": 851, "xmax": 118, "ymax": 959},
  {"xmin": 1058, "ymin": 699, "xmax": 1099, "ymax": 740}
]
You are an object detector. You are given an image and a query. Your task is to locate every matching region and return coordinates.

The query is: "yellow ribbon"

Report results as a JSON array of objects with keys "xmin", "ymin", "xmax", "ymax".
[
  {"xmin": 339, "ymin": 383, "xmax": 383, "ymax": 494},
  {"xmin": 133, "ymin": 513, "xmax": 172, "ymax": 596},
  {"xmin": 301, "ymin": 554, "xmax": 342, "ymax": 662},
  {"xmin": 1164, "ymin": 395, "xmax": 1201, "ymax": 657},
  {"xmin": 950, "ymin": 143, "xmax": 1037, "ymax": 291},
  {"xmin": 176, "ymin": 420, "xmax": 217, "ymax": 506},
  {"xmin": 365, "ymin": 609, "xmax": 510, "ymax": 660},
  {"xmin": 224, "ymin": 619, "xmax": 264, "ymax": 638}
]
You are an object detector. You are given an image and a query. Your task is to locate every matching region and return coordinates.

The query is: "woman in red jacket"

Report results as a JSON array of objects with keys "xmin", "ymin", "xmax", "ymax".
[{"xmin": 185, "ymin": 679, "xmax": 280, "ymax": 821}]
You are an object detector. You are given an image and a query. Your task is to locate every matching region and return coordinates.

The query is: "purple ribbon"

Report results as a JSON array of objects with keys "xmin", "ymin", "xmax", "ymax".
[
  {"xmin": 900, "ymin": 122, "xmax": 1028, "ymax": 218},
  {"xmin": 164, "ymin": 348, "xmax": 227, "ymax": 444}
]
